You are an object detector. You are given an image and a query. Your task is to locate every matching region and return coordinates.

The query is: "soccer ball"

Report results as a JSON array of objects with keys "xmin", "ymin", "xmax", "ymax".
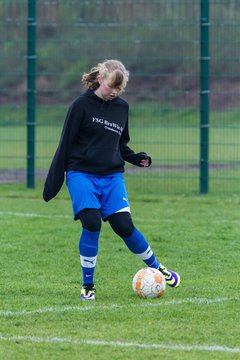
[{"xmin": 132, "ymin": 267, "xmax": 166, "ymax": 298}]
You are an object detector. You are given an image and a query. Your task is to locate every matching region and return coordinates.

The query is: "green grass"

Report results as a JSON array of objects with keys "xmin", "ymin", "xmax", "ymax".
[{"xmin": 0, "ymin": 183, "xmax": 239, "ymax": 359}]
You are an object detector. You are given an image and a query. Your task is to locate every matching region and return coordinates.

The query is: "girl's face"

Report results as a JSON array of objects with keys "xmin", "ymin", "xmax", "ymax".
[{"xmin": 95, "ymin": 75, "xmax": 121, "ymax": 101}]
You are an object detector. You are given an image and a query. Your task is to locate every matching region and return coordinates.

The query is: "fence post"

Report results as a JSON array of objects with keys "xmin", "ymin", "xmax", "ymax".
[
  {"xmin": 27, "ymin": 0, "xmax": 36, "ymax": 188},
  {"xmin": 200, "ymin": 0, "xmax": 210, "ymax": 194}
]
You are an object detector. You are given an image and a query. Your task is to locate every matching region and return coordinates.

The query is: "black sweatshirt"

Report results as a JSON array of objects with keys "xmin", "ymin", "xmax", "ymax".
[{"xmin": 43, "ymin": 89, "xmax": 151, "ymax": 202}]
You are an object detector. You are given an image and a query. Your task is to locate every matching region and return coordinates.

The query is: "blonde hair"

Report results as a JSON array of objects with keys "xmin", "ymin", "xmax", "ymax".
[{"xmin": 82, "ymin": 59, "xmax": 129, "ymax": 93}]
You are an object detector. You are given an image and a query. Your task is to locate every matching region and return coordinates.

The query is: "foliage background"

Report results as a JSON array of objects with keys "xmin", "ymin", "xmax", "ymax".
[{"xmin": 0, "ymin": 0, "xmax": 240, "ymax": 193}]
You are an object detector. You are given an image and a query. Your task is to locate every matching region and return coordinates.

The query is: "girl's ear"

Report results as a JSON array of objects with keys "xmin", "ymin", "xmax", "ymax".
[{"xmin": 97, "ymin": 75, "xmax": 104, "ymax": 85}]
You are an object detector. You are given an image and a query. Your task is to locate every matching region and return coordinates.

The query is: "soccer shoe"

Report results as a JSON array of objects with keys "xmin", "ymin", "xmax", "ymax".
[
  {"xmin": 80, "ymin": 284, "xmax": 95, "ymax": 300},
  {"xmin": 158, "ymin": 264, "xmax": 181, "ymax": 288}
]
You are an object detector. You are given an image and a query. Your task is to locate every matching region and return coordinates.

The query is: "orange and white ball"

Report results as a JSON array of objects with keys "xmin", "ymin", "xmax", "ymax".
[{"xmin": 132, "ymin": 267, "xmax": 166, "ymax": 298}]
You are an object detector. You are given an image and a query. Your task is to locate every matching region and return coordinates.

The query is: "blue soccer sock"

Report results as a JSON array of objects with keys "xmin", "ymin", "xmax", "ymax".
[
  {"xmin": 79, "ymin": 228, "xmax": 100, "ymax": 285},
  {"xmin": 122, "ymin": 227, "xmax": 159, "ymax": 268}
]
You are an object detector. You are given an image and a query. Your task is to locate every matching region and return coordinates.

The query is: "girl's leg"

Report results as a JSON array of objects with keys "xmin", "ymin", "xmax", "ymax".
[
  {"xmin": 108, "ymin": 212, "xmax": 180, "ymax": 287},
  {"xmin": 78, "ymin": 208, "xmax": 102, "ymax": 286},
  {"xmin": 108, "ymin": 212, "xmax": 159, "ymax": 268}
]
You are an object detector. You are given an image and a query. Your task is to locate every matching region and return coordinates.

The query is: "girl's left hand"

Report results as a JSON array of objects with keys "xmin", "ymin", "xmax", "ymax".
[{"xmin": 140, "ymin": 158, "xmax": 150, "ymax": 167}]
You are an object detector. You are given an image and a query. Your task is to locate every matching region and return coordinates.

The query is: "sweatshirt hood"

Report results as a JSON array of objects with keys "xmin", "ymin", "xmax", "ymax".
[{"xmin": 83, "ymin": 89, "xmax": 119, "ymax": 104}]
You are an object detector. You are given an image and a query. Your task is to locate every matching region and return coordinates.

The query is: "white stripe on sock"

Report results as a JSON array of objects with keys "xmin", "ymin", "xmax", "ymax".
[
  {"xmin": 136, "ymin": 246, "xmax": 153, "ymax": 260},
  {"xmin": 80, "ymin": 255, "xmax": 97, "ymax": 268}
]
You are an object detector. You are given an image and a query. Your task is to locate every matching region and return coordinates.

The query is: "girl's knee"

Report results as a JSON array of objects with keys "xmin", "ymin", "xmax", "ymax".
[
  {"xmin": 108, "ymin": 212, "xmax": 134, "ymax": 238},
  {"xmin": 78, "ymin": 208, "xmax": 102, "ymax": 232}
]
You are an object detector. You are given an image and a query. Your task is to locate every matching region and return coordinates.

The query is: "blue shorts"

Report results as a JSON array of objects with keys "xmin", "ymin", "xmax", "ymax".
[{"xmin": 66, "ymin": 171, "xmax": 130, "ymax": 220}]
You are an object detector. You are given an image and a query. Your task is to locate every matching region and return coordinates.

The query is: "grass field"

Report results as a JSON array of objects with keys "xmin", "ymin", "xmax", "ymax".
[{"xmin": 0, "ymin": 182, "xmax": 239, "ymax": 359}]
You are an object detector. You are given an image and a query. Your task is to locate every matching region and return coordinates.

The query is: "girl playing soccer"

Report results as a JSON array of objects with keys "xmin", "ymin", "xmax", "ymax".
[{"xmin": 43, "ymin": 59, "xmax": 180, "ymax": 300}]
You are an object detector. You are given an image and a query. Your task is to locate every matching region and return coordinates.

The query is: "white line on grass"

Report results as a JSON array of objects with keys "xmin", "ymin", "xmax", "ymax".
[
  {"xmin": 1, "ymin": 211, "xmax": 240, "ymax": 224},
  {"xmin": 0, "ymin": 211, "xmax": 71, "ymax": 219},
  {"xmin": 0, "ymin": 334, "xmax": 239, "ymax": 353},
  {"xmin": 0, "ymin": 297, "xmax": 239, "ymax": 317}
]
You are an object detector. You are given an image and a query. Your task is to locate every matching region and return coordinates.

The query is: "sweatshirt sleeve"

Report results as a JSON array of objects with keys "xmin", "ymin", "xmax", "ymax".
[
  {"xmin": 120, "ymin": 118, "xmax": 152, "ymax": 167},
  {"xmin": 43, "ymin": 101, "xmax": 83, "ymax": 202}
]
